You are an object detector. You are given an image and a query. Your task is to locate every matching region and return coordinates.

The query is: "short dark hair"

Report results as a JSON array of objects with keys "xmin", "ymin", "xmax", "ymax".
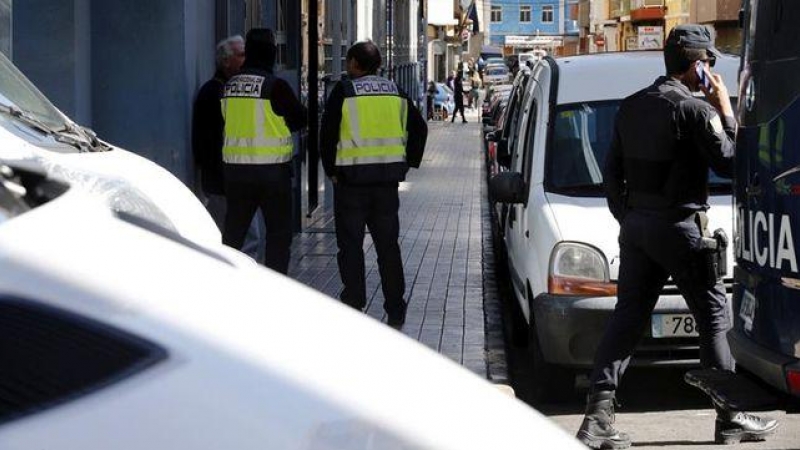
[
  {"xmin": 347, "ymin": 41, "xmax": 382, "ymax": 74},
  {"xmin": 245, "ymin": 28, "xmax": 276, "ymax": 68},
  {"xmin": 664, "ymin": 46, "xmax": 709, "ymax": 75}
]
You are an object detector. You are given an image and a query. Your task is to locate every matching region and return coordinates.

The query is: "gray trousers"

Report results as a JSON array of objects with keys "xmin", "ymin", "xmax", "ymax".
[{"xmin": 203, "ymin": 193, "xmax": 266, "ymax": 264}]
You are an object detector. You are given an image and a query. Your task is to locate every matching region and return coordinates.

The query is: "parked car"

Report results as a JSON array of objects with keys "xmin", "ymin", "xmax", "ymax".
[
  {"xmin": 489, "ymin": 52, "xmax": 740, "ymax": 402},
  {"xmin": 481, "ymin": 88, "xmax": 511, "ymax": 139},
  {"xmin": 0, "ymin": 51, "xmax": 219, "ymax": 246},
  {"xmin": 483, "ymin": 64, "xmax": 511, "ymax": 85},
  {"xmin": 482, "ymin": 83, "xmax": 513, "ymax": 120},
  {"xmin": 432, "ymin": 82, "xmax": 455, "ymax": 119},
  {"xmin": 486, "ymin": 67, "xmax": 533, "ymax": 177},
  {"xmin": 483, "ymin": 56, "xmax": 506, "ymax": 68},
  {"xmin": 0, "ymin": 161, "xmax": 584, "ymax": 450}
]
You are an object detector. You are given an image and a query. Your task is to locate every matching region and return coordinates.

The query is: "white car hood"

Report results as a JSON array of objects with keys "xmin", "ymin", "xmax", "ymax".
[
  {"xmin": 0, "ymin": 123, "xmax": 220, "ymax": 245},
  {"xmin": 547, "ymin": 193, "xmax": 733, "ymax": 280},
  {"xmin": 0, "ymin": 190, "xmax": 582, "ymax": 450}
]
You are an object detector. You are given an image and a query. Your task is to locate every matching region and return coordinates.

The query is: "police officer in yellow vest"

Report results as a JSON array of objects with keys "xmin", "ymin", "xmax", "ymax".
[
  {"xmin": 321, "ymin": 41, "xmax": 427, "ymax": 328},
  {"xmin": 221, "ymin": 28, "xmax": 307, "ymax": 274}
]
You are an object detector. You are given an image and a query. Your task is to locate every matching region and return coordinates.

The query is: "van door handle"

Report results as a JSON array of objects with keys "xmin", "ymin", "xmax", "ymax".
[
  {"xmin": 525, "ymin": 230, "xmax": 529, "ymax": 238},
  {"xmin": 773, "ymin": 164, "xmax": 800, "ymax": 183}
]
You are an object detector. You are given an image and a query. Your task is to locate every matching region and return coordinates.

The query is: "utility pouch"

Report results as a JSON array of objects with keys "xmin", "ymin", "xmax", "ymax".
[{"xmin": 694, "ymin": 212, "xmax": 727, "ymax": 287}]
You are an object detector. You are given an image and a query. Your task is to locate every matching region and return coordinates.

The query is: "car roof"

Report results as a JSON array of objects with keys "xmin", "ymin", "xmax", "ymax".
[{"xmin": 547, "ymin": 51, "xmax": 740, "ymax": 105}]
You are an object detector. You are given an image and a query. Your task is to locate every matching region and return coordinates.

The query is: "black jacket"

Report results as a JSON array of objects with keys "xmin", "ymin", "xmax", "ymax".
[
  {"xmin": 604, "ymin": 76, "xmax": 736, "ymax": 222},
  {"xmin": 320, "ymin": 76, "xmax": 427, "ymax": 186},
  {"xmin": 192, "ymin": 71, "xmax": 226, "ymax": 195}
]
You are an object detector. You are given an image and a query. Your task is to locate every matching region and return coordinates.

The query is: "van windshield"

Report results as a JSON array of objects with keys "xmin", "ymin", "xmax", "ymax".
[
  {"xmin": 0, "ymin": 52, "xmax": 68, "ymax": 130},
  {"xmin": 545, "ymin": 101, "xmax": 732, "ymax": 196}
]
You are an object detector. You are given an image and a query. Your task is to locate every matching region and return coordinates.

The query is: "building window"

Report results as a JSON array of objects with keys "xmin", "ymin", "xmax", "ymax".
[
  {"xmin": 520, "ymin": 5, "xmax": 532, "ymax": 23},
  {"xmin": 491, "ymin": 5, "xmax": 502, "ymax": 23},
  {"xmin": 541, "ymin": 5, "xmax": 554, "ymax": 23}
]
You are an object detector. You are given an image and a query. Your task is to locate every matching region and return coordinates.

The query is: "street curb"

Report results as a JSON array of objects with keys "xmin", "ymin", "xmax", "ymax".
[{"xmin": 481, "ymin": 142, "xmax": 510, "ymax": 385}]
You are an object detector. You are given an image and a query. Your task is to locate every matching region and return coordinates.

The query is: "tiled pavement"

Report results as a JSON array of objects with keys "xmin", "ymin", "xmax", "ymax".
[{"xmin": 287, "ymin": 108, "xmax": 508, "ymax": 382}]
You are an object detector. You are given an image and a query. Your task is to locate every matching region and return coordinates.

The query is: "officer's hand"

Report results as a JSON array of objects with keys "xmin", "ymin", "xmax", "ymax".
[{"xmin": 701, "ymin": 70, "xmax": 734, "ymax": 118}]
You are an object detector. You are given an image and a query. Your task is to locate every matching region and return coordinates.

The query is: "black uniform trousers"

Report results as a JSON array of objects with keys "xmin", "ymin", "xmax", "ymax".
[
  {"xmin": 590, "ymin": 210, "xmax": 734, "ymax": 392},
  {"xmin": 333, "ymin": 183, "xmax": 405, "ymax": 317},
  {"xmin": 223, "ymin": 170, "xmax": 292, "ymax": 274}
]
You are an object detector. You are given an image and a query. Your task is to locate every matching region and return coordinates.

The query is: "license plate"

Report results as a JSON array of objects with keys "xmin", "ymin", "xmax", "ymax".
[
  {"xmin": 651, "ymin": 313, "xmax": 700, "ymax": 338},
  {"xmin": 740, "ymin": 290, "xmax": 756, "ymax": 333}
]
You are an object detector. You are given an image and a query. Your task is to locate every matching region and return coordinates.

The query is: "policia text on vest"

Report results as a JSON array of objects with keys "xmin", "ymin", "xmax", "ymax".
[
  {"xmin": 220, "ymin": 68, "xmax": 307, "ymax": 274},
  {"xmin": 320, "ymin": 73, "xmax": 427, "ymax": 323}
]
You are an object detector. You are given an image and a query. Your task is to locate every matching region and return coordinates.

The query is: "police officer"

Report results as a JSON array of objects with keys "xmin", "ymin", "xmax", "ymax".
[
  {"xmin": 221, "ymin": 28, "xmax": 307, "ymax": 274},
  {"xmin": 576, "ymin": 25, "xmax": 778, "ymax": 448},
  {"xmin": 320, "ymin": 41, "xmax": 427, "ymax": 328}
]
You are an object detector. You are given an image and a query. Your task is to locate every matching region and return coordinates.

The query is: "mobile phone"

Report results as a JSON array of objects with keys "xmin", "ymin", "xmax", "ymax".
[{"xmin": 695, "ymin": 61, "xmax": 712, "ymax": 92}]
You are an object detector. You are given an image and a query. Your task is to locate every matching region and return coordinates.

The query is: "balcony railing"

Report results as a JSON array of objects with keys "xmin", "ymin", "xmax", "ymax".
[{"xmin": 631, "ymin": 0, "xmax": 665, "ymax": 21}]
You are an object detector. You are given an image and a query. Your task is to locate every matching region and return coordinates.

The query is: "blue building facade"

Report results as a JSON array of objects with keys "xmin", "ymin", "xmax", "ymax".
[
  {"xmin": 5, "ymin": 0, "xmax": 301, "ymax": 185},
  {"xmin": 488, "ymin": 0, "xmax": 579, "ymax": 52}
]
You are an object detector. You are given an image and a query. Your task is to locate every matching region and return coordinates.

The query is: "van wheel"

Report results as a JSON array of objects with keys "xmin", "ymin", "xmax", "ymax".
[{"xmin": 528, "ymin": 321, "xmax": 575, "ymax": 404}]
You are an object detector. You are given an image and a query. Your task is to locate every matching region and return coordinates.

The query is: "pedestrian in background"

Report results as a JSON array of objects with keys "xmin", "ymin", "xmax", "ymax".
[
  {"xmin": 320, "ymin": 40, "xmax": 427, "ymax": 328},
  {"xmin": 220, "ymin": 28, "xmax": 307, "ymax": 274},
  {"xmin": 576, "ymin": 24, "xmax": 778, "ymax": 449},
  {"xmin": 451, "ymin": 67, "xmax": 467, "ymax": 123},
  {"xmin": 193, "ymin": 36, "xmax": 245, "ymax": 228},
  {"xmin": 469, "ymin": 71, "xmax": 482, "ymax": 110},
  {"xmin": 426, "ymin": 80, "xmax": 437, "ymax": 121},
  {"xmin": 191, "ymin": 35, "xmax": 266, "ymax": 263}
]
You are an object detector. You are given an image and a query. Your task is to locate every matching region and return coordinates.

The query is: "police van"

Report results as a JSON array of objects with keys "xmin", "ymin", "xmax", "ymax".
[{"xmin": 729, "ymin": 0, "xmax": 800, "ymax": 401}]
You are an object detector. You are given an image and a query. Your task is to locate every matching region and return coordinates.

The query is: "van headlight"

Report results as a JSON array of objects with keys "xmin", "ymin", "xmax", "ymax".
[{"xmin": 548, "ymin": 242, "xmax": 617, "ymax": 296}]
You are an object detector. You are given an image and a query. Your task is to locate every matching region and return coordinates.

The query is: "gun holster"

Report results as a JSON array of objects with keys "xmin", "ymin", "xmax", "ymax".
[{"xmin": 695, "ymin": 212, "xmax": 728, "ymax": 287}]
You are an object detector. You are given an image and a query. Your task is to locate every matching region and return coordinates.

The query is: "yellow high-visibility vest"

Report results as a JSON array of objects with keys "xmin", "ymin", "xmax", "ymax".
[
  {"xmin": 222, "ymin": 74, "xmax": 292, "ymax": 164},
  {"xmin": 337, "ymin": 76, "xmax": 407, "ymax": 166}
]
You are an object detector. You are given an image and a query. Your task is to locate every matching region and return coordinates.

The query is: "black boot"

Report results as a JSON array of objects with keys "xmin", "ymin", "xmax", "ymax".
[
  {"xmin": 576, "ymin": 391, "xmax": 631, "ymax": 449},
  {"xmin": 714, "ymin": 404, "xmax": 778, "ymax": 444}
]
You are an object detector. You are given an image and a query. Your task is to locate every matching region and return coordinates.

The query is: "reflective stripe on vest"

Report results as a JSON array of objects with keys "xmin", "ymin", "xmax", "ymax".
[
  {"xmin": 222, "ymin": 97, "xmax": 292, "ymax": 164},
  {"xmin": 336, "ymin": 83, "xmax": 408, "ymax": 167}
]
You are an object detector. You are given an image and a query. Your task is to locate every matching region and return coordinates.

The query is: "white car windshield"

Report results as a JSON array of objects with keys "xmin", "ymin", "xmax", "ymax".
[
  {"xmin": 545, "ymin": 101, "xmax": 732, "ymax": 196},
  {"xmin": 0, "ymin": 52, "xmax": 68, "ymax": 131}
]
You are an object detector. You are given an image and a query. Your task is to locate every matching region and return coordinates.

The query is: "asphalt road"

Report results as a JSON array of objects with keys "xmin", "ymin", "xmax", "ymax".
[{"xmin": 504, "ymin": 314, "xmax": 800, "ymax": 449}]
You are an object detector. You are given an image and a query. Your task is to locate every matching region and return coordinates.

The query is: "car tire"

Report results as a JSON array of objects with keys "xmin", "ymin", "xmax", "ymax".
[{"xmin": 528, "ymin": 319, "xmax": 576, "ymax": 404}]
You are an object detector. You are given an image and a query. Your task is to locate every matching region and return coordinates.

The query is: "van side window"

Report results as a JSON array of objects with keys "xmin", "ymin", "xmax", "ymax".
[{"xmin": 522, "ymin": 100, "xmax": 538, "ymax": 185}]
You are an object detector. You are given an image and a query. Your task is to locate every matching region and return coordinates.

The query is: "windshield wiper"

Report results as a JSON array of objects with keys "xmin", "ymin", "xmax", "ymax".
[
  {"xmin": 0, "ymin": 103, "xmax": 98, "ymax": 152},
  {"xmin": 0, "ymin": 103, "xmax": 59, "ymax": 136}
]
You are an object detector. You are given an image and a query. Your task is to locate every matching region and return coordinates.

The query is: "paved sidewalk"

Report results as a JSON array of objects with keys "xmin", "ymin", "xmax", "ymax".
[{"xmin": 288, "ymin": 108, "xmax": 507, "ymax": 382}]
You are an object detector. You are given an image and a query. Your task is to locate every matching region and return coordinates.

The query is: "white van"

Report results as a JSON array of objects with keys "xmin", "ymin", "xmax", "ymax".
[
  {"xmin": 490, "ymin": 52, "xmax": 740, "ymax": 402},
  {"xmin": 0, "ymin": 160, "xmax": 584, "ymax": 449},
  {"xmin": 0, "ymin": 52, "xmax": 219, "ymax": 245}
]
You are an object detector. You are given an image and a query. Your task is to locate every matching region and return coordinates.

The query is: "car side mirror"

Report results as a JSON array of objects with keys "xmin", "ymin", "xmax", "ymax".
[
  {"xmin": 482, "ymin": 116, "xmax": 492, "ymax": 125},
  {"xmin": 489, "ymin": 172, "xmax": 526, "ymax": 204}
]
